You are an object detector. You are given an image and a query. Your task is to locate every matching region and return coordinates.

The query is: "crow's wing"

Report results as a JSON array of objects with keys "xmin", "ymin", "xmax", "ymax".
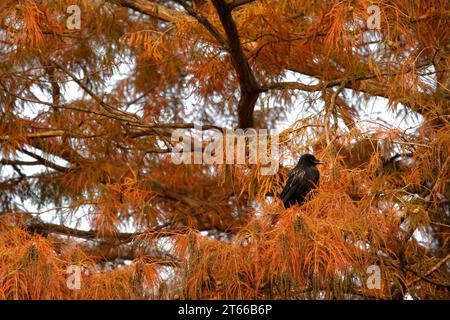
[{"xmin": 280, "ymin": 167, "xmax": 306, "ymax": 204}]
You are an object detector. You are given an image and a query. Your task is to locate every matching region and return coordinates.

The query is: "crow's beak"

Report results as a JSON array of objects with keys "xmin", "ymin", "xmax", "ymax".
[{"xmin": 314, "ymin": 160, "xmax": 324, "ymax": 165}]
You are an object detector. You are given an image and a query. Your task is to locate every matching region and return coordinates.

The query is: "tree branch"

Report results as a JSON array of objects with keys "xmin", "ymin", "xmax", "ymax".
[
  {"xmin": 405, "ymin": 254, "xmax": 450, "ymax": 289},
  {"xmin": 0, "ymin": 159, "xmax": 41, "ymax": 166},
  {"xmin": 285, "ymin": 59, "xmax": 437, "ymax": 117},
  {"xmin": 52, "ymin": 61, "xmax": 139, "ymax": 123},
  {"xmin": 107, "ymin": 0, "xmax": 261, "ymax": 128},
  {"xmin": 107, "ymin": 0, "xmax": 181, "ymax": 22},
  {"xmin": 404, "ymin": 265, "xmax": 450, "ymax": 289},
  {"xmin": 19, "ymin": 148, "xmax": 69, "ymax": 172},
  {"xmin": 211, "ymin": 0, "xmax": 261, "ymax": 128},
  {"xmin": 25, "ymin": 220, "xmax": 168, "ymax": 243},
  {"xmin": 228, "ymin": 0, "xmax": 256, "ymax": 11},
  {"xmin": 173, "ymin": 0, "xmax": 228, "ymax": 47}
]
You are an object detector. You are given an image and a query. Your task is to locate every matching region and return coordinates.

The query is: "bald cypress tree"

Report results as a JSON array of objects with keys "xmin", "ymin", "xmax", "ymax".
[{"xmin": 0, "ymin": 0, "xmax": 448, "ymax": 299}]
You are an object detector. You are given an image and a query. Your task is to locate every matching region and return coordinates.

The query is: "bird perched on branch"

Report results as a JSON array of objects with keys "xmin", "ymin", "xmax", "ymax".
[{"xmin": 280, "ymin": 154, "xmax": 323, "ymax": 208}]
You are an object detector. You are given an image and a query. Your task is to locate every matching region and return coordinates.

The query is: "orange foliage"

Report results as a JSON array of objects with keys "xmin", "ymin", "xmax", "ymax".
[{"xmin": 0, "ymin": 0, "xmax": 448, "ymax": 299}]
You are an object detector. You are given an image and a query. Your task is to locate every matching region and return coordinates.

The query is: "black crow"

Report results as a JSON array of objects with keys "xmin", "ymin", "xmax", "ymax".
[{"xmin": 280, "ymin": 154, "xmax": 323, "ymax": 208}]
